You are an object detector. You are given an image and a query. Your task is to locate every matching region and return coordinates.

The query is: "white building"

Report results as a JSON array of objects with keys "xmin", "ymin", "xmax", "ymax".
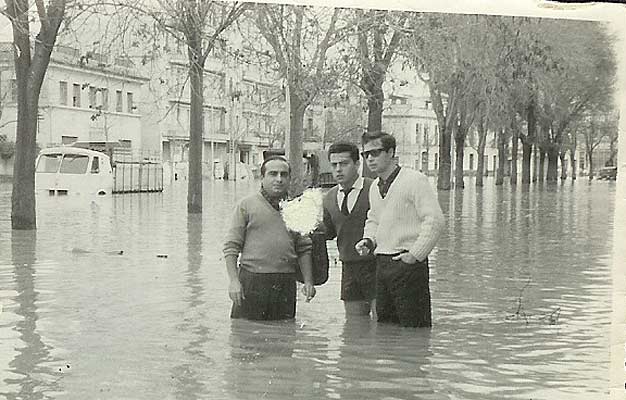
[{"xmin": 0, "ymin": 43, "xmax": 149, "ymax": 175}]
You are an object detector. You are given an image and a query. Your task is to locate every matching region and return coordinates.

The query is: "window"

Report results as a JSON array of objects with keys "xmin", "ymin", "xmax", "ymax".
[
  {"xmin": 425, "ymin": 101, "xmax": 431, "ymax": 109},
  {"xmin": 434, "ymin": 153, "xmax": 438, "ymax": 170},
  {"xmin": 36, "ymin": 153, "xmax": 62, "ymax": 173},
  {"xmin": 88, "ymin": 86, "xmax": 97, "ymax": 108},
  {"xmin": 61, "ymin": 135, "xmax": 77, "ymax": 145},
  {"xmin": 127, "ymin": 92, "xmax": 134, "ymax": 113},
  {"xmin": 72, "ymin": 84, "xmax": 81, "ymax": 107},
  {"xmin": 59, "ymin": 81, "xmax": 68, "ymax": 105},
  {"xmin": 60, "ymin": 154, "xmax": 89, "ymax": 174},
  {"xmin": 415, "ymin": 123, "xmax": 421, "ymax": 144},
  {"xmin": 119, "ymin": 139, "xmax": 132, "ymax": 148},
  {"xmin": 469, "ymin": 153, "xmax": 474, "ymax": 170},
  {"xmin": 101, "ymin": 88, "xmax": 109, "ymax": 110},
  {"xmin": 423, "ymin": 125, "xmax": 429, "ymax": 145},
  {"xmin": 116, "ymin": 90, "xmax": 123, "ymax": 112},
  {"xmin": 91, "ymin": 156, "xmax": 100, "ymax": 173}
]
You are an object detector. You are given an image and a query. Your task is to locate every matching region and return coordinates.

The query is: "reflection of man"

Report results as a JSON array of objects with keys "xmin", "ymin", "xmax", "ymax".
[
  {"xmin": 223, "ymin": 156, "xmax": 316, "ymax": 320},
  {"xmin": 323, "ymin": 142, "xmax": 376, "ymax": 317},
  {"xmin": 355, "ymin": 132, "xmax": 444, "ymax": 328}
]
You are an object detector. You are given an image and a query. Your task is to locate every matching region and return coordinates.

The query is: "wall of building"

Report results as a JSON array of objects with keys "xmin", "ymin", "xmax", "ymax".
[{"xmin": 0, "ymin": 56, "xmax": 147, "ymax": 151}]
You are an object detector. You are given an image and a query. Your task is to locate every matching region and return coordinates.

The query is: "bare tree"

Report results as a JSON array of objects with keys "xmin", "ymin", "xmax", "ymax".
[
  {"xmin": 143, "ymin": 0, "xmax": 247, "ymax": 213},
  {"xmin": 3, "ymin": 0, "xmax": 67, "ymax": 229},
  {"xmin": 254, "ymin": 4, "xmax": 345, "ymax": 194}
]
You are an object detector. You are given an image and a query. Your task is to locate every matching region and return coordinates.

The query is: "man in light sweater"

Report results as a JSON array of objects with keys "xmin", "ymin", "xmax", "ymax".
[
  {"xmin": 223, "ymin": 156, "xmax": 316, "ymax": 320},
  {"xmin": 355, "ymin": 132, "xmax": 445, "ymax": 327},
  {"xmin": 323, "ymin": 142, "xmax": 376, "ymax": 318}
]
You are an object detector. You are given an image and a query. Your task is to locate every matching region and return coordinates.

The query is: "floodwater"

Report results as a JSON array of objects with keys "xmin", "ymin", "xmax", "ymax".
[{"xmin": 0, "ymin": 177, "xmax": 616, "ymax": 399}]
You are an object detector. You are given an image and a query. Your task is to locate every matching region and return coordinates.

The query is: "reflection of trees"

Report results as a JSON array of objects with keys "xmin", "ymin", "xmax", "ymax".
[
  {"xmin": 171, "ymin": 215, "xmax": 210, "ymax": 398},
  {"xmin": 6, "ymin": 231, "xmax": 59, "ymax": 400}
]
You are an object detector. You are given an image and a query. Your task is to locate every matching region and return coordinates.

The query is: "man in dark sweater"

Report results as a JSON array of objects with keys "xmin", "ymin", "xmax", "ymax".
[
  {"xmin": 323, "ymin": 142, "xmax": 376, "ymax": 317},
  {"xmin": 223, "ymin": 157, "xmax": 316, "ymax": 320}
]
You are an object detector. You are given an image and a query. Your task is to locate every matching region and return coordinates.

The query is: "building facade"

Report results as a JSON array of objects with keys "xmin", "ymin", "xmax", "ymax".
[{"xmin": 0, "ymin": 43, "xmax": 149, "ymax": 175}]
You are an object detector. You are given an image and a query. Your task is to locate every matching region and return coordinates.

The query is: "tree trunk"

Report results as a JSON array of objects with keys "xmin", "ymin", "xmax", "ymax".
[
  {"xmin": 510, "ymin": 126, "xmax": 518, "ymax": 185},
  {"xmin": 366, "ymin": 82, "xmax": 384, "ymax": 133},
  {"xmin": 546, "ymin": 146, "xmax": 559, "ymax": 183},
  {"xmin": 288, "ymin": 93, "xmax": 306, "ymax": 196},
  {"xmin": 538, "ymin": 148, "xmax": 546, "ymax": 182},
  {"xmin": 532, "ymin": 145, "xmax": 538, "ymax": 182},
  {"xmin": 362, "ymin": 80, "xmax": 384, "ymax": 179},
  {"xmin": 495, "ymin": 128, "xmax": 506, "ymax": 185},
  {"xmin": 437, "ymin": 124, "xmax": 452, "ymax": 190},
  {"xmin": 187, "ymin": 44, "xmax": 204, "ymax": 214},
  {"xmin": 476, "ymin": 119, "xmax": 486, "ymax": 187},
  {"xmin": 11, "ymin": 85, "xmax": 39, "ymax": 229},
  {"xmin": 522, "ymin": 142, "xmax": 532, "ymax": 185},
  {"xmin": 570, "ymin": 146, "xmax": 577, "ymax": 180},
  {"xmin": 559, "ymin": 151, "xmax": 567, "ymax": 180},
  {"xmin": 522, "ymin": 101, "xmax": 535, "ymax": 184},
  {"xmin": 454, "ymin": 131, "xmax": 465, "ymax": 189},
  {"xmin": 9, "ymin": 0, "xmax": 65, "ymax": 229},
  {"xmin": 588, "ymin": 151, "xmax": 594, "ymax": 180}
]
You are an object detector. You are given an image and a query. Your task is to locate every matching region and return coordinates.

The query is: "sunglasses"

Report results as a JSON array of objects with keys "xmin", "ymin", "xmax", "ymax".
[{"xmin": 361, "ymin": 148, "xmax": 386, "ymax": 158}]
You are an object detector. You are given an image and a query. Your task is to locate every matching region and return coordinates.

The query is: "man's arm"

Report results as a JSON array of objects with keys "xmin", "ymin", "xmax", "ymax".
[
  {"xmin": 223, "ymin": 202, "xmax": 248, "ymax": 307},
  {"xmin": 295, "ymin": 233, "xmax": 316, "ymax": 300},
  {"xmin": 356, "ymin": 184, "xmax": 379, "ymax": 255},
  {"xmin": 297, "ymin": 251, "xmax": 316, "ymax": 301},
  {"xmin": 322, "ymin": 206, "xmax": 337, "ymax": 240},
  {"xmin": 408, "ymin": 174, "xmax": 445, "ymax": 262}
]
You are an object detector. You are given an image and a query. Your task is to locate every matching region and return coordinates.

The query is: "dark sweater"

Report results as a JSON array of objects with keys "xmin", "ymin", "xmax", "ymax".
[
  {"xmin": 223, "ymin": 192, "xmax": 312, "ymax": 274},
  {"xmin": 323, "ymin": 178, "xmax": 375, "ymax": 263}
]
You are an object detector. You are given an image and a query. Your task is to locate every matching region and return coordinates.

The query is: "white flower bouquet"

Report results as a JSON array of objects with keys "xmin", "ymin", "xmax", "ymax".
[{"xmin": 280, "ymin": 188, "xmax": 324, "ymax": 236}]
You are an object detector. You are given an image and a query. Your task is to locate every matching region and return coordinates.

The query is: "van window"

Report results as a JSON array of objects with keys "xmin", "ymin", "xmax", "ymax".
[
  {"xmin": 59, "ymin": 154, "xmax": 89, "ymax": 174},
  {"xmin": 91, "ymin": 157, "xmax": 100, "ymax": 173},
  {"xmin": 36, "ymin": 153, "xmax": 62, "ymax": 173}
]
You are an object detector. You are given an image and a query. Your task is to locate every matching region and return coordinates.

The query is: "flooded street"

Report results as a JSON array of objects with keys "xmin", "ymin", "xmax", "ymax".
[{"xmin": 0, "ymin": 178, "xmax": 616, "ymax": 399}]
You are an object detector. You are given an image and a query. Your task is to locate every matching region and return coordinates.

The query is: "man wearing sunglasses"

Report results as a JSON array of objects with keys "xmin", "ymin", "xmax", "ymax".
[{"xmin": 355, "ymin": 131, "xmax": 444, "ymax": 328}]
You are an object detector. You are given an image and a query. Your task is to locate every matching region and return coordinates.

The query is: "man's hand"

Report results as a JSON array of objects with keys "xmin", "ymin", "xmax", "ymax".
[
  {"xmin": 392, "ymin": 252, "xmax": 418, "ymax": 264},
  {"xmin": 355, "ymin": 239, "xmax": 372, "ymax": 256},
  {"xmin": 229, "ymin": 280, "xmax": 244, "ymax": 308},
  {"xmin": 302, "ymin": 282, "xmax": 316, "ymax": 302}
]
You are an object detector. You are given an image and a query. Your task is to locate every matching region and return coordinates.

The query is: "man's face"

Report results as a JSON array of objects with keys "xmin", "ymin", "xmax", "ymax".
[
  {"xmin": 329, "ymin": 152, "xmax": 360, "ymax": 187},
  {"xmin": 362, "ymin": 139, "xmax": 394, "ymax": 175},
  {"xmin": 262, "ymin": 159, "xmax": 290, "ymax": 197}
]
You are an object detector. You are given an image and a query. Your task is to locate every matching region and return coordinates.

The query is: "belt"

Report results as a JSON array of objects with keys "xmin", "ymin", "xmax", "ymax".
[{"xmin": 377, "ymin": 250, "xmax": 408, "ymax": 258}]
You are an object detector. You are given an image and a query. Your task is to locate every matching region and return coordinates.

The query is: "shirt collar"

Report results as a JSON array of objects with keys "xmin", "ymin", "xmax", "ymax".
[
  {"xmin": 377, "ymin": 166, "xmax": 401, "ymax": 198},
  {"xmin": 379, "ymin": 166, "xmax": 401, "ymax": 185},
  {"xmin": 339, "ymin": 176, "xmax": 364, "ymax": 192}
]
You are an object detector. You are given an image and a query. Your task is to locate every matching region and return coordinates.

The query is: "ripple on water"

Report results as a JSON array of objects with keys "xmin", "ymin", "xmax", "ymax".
[{"xmin": 0, "ymin": 179, "xmax": 616, "ymax": 399}]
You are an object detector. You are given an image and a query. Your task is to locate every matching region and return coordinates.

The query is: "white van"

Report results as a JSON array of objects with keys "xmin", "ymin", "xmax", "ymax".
[{"xmin": 35, "ymin": 147, "xmax": 113, "ymax": 196}]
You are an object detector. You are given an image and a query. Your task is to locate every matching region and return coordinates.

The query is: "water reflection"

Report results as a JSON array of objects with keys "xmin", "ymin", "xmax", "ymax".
[
  {"xmin": 171, "ymin": 215, "xmax": 211, "ymax": 399},
  {"xmin": 3, "ymin": 231, "xmax": 59, "ymax": 400},
  {"xmin": 0, "ymin": 179, "xmax": 616, "ymax": 399},
  {"xmin": 225, "ymin": 319, "xmax": 299, "ymax": 399}
]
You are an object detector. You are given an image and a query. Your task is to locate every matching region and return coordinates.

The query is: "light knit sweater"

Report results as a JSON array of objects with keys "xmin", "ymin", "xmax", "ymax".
[{"xmin": 363, "ymin": 168, "xmax": 445, "ymax": 261}]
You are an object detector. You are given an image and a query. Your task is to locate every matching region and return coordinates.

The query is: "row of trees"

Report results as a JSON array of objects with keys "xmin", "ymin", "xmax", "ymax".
[{"xmin": 2, "ymin": 2, "xmax": 617, "ymax": 229}]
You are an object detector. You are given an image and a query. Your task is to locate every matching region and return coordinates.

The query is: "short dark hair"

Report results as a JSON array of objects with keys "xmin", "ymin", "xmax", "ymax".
[
  {"xmin": 327, "ymin": 142, "xmax": 360, "ymax": 163},
  {"xmin": 361, "ymin": 131, "xmax": 396, "ymax": 154},
  {"xmin": 260, "ymin": 156, "xmax": 290, "ymax": 176}
]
